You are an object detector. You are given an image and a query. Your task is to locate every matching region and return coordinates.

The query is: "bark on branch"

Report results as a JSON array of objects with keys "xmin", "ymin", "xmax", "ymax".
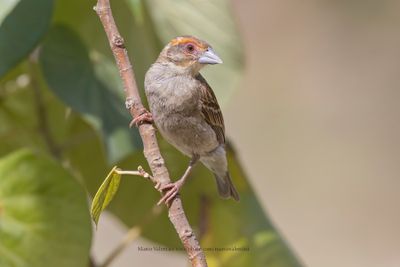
[{"xmin": 94, "ymin": 1, "xmax": 208, "ymax": 266}]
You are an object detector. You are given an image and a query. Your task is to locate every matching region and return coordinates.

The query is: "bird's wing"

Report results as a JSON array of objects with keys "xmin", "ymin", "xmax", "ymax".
[{"xmin": 196, "ymin": 74, "xmax": 225, "ymax": 144}]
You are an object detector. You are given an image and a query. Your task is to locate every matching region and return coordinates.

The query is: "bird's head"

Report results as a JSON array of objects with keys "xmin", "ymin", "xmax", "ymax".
[{"xmin": 158, "ymin": 36, "xmax": 223, "ymax": 74}]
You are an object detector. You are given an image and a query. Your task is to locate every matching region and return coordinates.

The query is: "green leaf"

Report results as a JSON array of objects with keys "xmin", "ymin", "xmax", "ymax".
[
  {"xmin": 145, "ymin": 0, "xmax": 244, "ymax": 106},
  {"xmin": 0, "ymin": 0, "xmax": 54, "ymax": 78},
  {"xmin": 91, "ymin": 166, "xmax": 121, "ymax": 226},
  {"xmin": 0, "ymin": 64, "xmax": 105, "ymax": 163},
  {"xmin": 0, "ymin": 66, "xmax": 110, "ymax": 220},
  {"xmin": 39, "ymin": 25, "xmax": 142, "ymax": 163},
  {"xmin": 0, "ymin": 149, "xmax": 92, "ymax": 267}
]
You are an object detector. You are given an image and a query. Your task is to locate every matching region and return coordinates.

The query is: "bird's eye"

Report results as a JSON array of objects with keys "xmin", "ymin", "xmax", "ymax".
[{"xmin": 186, "ymin": 43, "xmax": 195, "ymax": 53}]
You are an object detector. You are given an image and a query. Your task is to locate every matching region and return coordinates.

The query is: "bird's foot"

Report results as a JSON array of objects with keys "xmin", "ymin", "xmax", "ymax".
[
  {"xmin": 157, "ymin": 180, "xmax": 185, "ymax": 206},
  {"xmin": 129, "ymin": 109, "xmax": 153, "ymax": 128},
  {"xmin": 156, "ymin": 155, "xmax": 198, "ymax": 205}
]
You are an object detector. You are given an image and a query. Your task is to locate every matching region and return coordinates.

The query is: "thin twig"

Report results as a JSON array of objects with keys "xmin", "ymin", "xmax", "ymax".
[
  {"xmin": 94, "ymin": 1, "xmax": 208, "ymax": 266},
  {"xmin": 115, "ymin": 170, "xmax": 141, "ymax": 176},
  {"xmin": 115, "ymin": 166, "xmax": 153, "ymax": 180}
]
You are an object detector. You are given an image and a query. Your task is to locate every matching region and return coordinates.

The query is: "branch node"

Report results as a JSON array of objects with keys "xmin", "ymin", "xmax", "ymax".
[
  {"xmin": 137, "ymin": 165, "xmax": 152, "ymax": 180},
  {"xmin": 125, "ymin": 97, "xmax": 134, "ymax": 110},
  {"xmin": 180, "ymin": 229, "xmax": 194, "ymax": 240},
  {"xmin": 120, "ymin": 64, "xmax": 133, "ymax": 73},
  {"xmin": 125, "ymin": 97, "xmax": 142, "ymax": 112},
  {"xmin": 93, "ymin": 5, "xmax": 110, "ymax": 14},
  {"xmin": 150, "ymin": 156, "xmax": 164, "ymax": 168},
  {"xmin": 112, "ymin": 35, "xmax": 125, "ymax": 48}
]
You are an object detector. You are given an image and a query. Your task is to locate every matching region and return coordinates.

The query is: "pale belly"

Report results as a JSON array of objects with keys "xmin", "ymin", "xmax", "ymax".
[{"xmin": 155, "ymin": 113, "xmax": 219, "ymax": 157}]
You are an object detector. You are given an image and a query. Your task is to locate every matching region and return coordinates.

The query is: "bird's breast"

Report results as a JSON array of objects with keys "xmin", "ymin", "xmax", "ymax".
[{"xmin": 146, "ymin": 72, "xmax": 201, "ymax": 118}]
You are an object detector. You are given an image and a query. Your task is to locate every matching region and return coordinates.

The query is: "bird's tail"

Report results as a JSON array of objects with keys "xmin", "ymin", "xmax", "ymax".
[
  {"xmin": 215, "ymin": 172, "xmax": 240, "ymax": 201},
  {"xmin": 200, "ymin": 146, "xmax": 240, "ymax": 201}
]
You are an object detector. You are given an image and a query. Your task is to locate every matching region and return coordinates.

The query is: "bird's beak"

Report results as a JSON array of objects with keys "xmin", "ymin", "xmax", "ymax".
[{"xmin": 198, "ymin": 48, "xmax": 223, "ymax": 65}]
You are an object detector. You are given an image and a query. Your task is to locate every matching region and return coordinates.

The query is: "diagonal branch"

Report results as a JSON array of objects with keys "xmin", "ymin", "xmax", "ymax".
[{"xmin": 93, "ymin": 1, "xmax": 208, "ymax": 267}]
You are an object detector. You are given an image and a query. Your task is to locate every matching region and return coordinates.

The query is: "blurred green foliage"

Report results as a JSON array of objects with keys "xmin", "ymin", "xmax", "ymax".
[
  {"xmin": 0, "ymin": 0, "xmax": 53, "ymax": 77},
  {"xmin": 0, "ymin": 0, "xmax": 302, "ymax": 267},
  {"xmin": 0, "ymin": 150, "xmax": 91, "ymax": 267}
]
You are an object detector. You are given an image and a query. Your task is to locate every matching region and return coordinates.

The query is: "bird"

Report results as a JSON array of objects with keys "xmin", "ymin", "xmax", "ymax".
[{"xmin": 141, "ymin": 36, "xmax": 239, "ymax": 205}]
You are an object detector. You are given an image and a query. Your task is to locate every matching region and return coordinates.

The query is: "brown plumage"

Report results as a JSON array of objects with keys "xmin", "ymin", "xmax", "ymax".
[
  {"xmin": 144, "ymin": 36, "xmax": 239, "ymax": 204},
  {"xmin": 197, "ymin": 74, "xmax": 225, "ymax": 144}
]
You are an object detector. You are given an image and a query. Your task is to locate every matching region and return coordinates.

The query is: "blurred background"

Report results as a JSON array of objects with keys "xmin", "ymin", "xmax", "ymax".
[
  {"xmin": 227, "ymin": 1, "xmax": 400, "ymax": 267},
  {"xmin": 1, "ymin": 0, "xmax": 399, "ymax": 267}
]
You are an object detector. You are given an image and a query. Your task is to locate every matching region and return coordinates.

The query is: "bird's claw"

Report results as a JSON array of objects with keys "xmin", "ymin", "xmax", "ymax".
[
  {"xmin": 129, "ymin": 109, "xmax": 153, "ymax": 128},
  {"xmin": 157, "ymin": 181, "xmax": 183, "ymax": 206},
  {"xmin": 154, "ymin": 181, "xmax": 161, "ymax": 191}
]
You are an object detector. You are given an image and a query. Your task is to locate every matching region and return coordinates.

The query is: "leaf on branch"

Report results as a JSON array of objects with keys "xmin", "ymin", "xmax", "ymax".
[{"xmin": 91, "ymin": 166, "xmax": 122, "ymax": 227}]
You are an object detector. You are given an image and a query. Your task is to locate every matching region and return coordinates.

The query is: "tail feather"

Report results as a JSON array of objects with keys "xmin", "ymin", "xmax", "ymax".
[
  {"xmin": 199, "ymin": 146, "xmax": 239, "ymax": 201},
  {"xmin": 215, "ymin": 172, "xmax": 240, "ymax": 201}
]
